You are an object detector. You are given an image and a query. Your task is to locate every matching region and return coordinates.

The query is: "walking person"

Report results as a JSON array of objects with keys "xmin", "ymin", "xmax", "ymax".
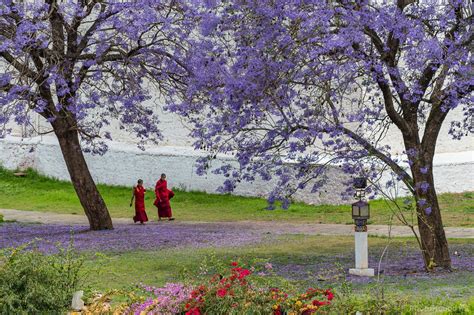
[
  {"xmin": 154, "ymin": 173, "xmax": 175, "ymax": 221},
  {"xmin": 130, "ymin": 179, "xmax": 148, "ymax": 224}
]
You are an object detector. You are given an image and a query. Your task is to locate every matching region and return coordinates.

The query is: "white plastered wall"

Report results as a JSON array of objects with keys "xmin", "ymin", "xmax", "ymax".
[{"xmin": 1, "ymin": 90, "xmax": 473, "ymax": 204}]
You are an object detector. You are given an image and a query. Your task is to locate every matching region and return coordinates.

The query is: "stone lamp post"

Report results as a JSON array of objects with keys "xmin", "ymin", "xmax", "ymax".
[{"xmin": 349, "ymin": 177, "xmax": 375, "ymax": 277}]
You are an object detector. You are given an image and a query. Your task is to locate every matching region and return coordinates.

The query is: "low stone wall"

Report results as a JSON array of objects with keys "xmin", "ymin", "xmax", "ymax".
[{"xmin": 1, "ymin": 136, "xmax": 473, "ymax": 204}]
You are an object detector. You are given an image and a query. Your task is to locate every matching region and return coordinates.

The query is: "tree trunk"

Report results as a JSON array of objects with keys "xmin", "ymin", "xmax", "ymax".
[
  {"xmin": 411, "ymin": 164, "xmax": 451, "ymax": 270},
  {"xmin": 52, "ymin": 121, "xmax": 113, "ymax": 230}
]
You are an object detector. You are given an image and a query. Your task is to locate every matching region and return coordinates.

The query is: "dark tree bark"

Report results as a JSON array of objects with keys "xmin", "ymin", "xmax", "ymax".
[
  {"xmin": 410, "ymin": 156, "xmax": 451, "ymax": 269},
  {"xmin": 52, "ymin": 119, "xmax": 113, "ymax": 230}
]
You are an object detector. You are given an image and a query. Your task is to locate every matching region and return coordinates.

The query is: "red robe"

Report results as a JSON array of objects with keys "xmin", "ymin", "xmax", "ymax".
[
  {"xmin": 133, "ymin": 186, "xmax": 148, "ymax": 223},
  {"xmin": 154, "ymin": 179, "xmax": 173, "ymax": 218}
]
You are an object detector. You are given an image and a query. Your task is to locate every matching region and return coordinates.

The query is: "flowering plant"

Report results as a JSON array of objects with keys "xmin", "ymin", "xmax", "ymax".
[
  {"xmin": 271, "ymin": 287, "xmax": 334, "ymax": 315},
  {"xmin": 183, "ymin": 261, "xmax": 332, "ymax": 315},
  {"xmin": 122, "ymin": 261, "xmax": 333, "ymax": 314},
  {"xmin": 124, "ymin": 283, "xmax": 192, "ymax": 315}
]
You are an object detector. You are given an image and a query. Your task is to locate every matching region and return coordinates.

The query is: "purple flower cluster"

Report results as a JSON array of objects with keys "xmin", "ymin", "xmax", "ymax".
[
  {"xmin": 167, "ymin": 0, "xmax": 473, "ymax": 204},
  {"xmin": 0, "ymin": 1, "xmax": 195, "ymax": 150},
  {"xmin": 125, "ymin": 283, "xmax": 191, "ymax": 315},
  {"xmin": 0, "ymin": 223, "xmax": 262, "ymax": 254}
]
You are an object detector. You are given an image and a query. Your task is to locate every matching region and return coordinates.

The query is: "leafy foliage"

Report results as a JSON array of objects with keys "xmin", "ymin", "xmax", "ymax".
[{"xmin": 0, "ymin": 240, "xmax": 85, "ymax": 314}]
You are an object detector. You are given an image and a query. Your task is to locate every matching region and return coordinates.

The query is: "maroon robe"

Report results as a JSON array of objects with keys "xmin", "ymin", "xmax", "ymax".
[
  {"xmin": 154, "ymin": 179, "xmax": 173, "ymax": 218},
  {"xmin": 133, "ymin": 186, "xmax": 148, "ymax": 223}
]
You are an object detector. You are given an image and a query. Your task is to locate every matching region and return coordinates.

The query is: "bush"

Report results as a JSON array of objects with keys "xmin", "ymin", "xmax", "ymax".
[{"xmin": 0, "ymin": 241, "xmax": 85, "ymax": 314}]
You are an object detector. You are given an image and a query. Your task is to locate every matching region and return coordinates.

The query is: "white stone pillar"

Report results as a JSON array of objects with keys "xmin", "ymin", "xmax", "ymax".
[{"xmin": 349, "ymin": 231, "xmax": 374, "ymax": 277}]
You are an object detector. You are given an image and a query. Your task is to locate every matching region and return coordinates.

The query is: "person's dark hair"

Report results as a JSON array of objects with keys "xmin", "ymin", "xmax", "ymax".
[
  {"xmin": 137, "ymin": 179, "xmax": 143, "ymax": 184},
  {"xmin": 161, "ymin": 173, "xmax": 166, "ymax": 178}
]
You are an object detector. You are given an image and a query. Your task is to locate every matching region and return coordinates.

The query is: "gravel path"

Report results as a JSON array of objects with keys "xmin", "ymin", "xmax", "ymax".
[{"xmin": 1, "ymin": 208, "xmax": 473, "ymax": 238}]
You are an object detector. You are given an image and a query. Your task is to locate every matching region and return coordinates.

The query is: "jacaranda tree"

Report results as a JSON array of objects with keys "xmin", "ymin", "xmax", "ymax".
[
  {"xmin": 170, "ymin": 0, "xmax": 473, "ymax": 269},
  {"xmin": 0, "ymin": 0, "xmax": 191, "ymax": 230}
]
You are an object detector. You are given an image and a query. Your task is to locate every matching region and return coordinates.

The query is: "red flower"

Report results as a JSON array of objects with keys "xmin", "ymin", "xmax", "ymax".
[
  {"xmin": 324, "ymin": 289, "xmax": 334, "ymax": 301},
  {"xmin": 238, "ymin": 269, "xmax": 251, "ymax": 279},
  {"xmin": 231, "ymin": 261, "xmax": 238, "ymax": 266},
  {"xmin": 185, "ymin": 307, "xmax": 201, "ymax": 315},
  {"xmin": 312, "ymin": 299, "xmax": 330, "ymax": 306},
  {"xmin": 217, "ymin": 288, "xmax": 227, "ymax": 297}
]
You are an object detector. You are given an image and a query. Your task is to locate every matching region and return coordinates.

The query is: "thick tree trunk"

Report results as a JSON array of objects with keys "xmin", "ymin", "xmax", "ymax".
[
  {"xmin": 52, "ymin": 122, "xmax": 113, "ymax": 230},
  {"xmin": 411, "ymin": 164, "xmax": 451, "ymax": 270}
]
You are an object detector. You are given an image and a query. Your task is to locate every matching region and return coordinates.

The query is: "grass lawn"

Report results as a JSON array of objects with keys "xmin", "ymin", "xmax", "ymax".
[
  {"xmin": 83, "ymin": 235, "xmax": 474, "ymax": 302},
  {"xmin": 0, "ymin": 167, "xmax": 473, "ymax": 226}
]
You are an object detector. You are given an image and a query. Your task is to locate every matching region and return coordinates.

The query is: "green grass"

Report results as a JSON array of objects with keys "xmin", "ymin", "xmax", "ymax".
[
  {"xmin": 0, "ymin": 167, "xmax": 473, "ymax": 226},
  {"xmin": 83, "ymin": 235, "xmax": 474, "ymax": 302}
]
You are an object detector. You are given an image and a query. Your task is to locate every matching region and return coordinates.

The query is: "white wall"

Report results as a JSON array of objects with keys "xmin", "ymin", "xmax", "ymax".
[
  {"xmin": 1, "ymin": 136, "xmax": 473, "ymax": 205},
  {"xmin": 3, "ymin": 91, "xmax": 473, "ymax": 204}
]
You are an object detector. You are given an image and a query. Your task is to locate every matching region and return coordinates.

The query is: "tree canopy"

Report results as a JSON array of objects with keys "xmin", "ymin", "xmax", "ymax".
[
  {"xmin": 169, "ymin": 0, "xmax": 473, "ymax": 269},
  {"xmin": 0, "ymin": 0, "xmax": 193, "ymax": 229}
]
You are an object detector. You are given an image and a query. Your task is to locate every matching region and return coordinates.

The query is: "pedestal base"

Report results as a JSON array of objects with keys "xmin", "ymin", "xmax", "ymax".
[{"xmin": 349, "ymin": 268, "xmax": 375, "ymax": 277}]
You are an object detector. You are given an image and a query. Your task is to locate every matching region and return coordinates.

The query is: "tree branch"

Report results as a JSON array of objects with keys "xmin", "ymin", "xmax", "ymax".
[
  {"xmin": 0, "ymin": 52, "xmax": 39, "ymax": 79},
  {"xmin": 45, "ymin": 0, "xmax": 66, "ymax": 57},
  {"xmin": 341, "ymin": 126, "xmax": 414, "ymax": 193}
]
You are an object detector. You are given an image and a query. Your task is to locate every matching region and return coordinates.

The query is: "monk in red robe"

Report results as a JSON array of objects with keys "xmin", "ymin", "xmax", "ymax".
[
  {"xmin": 130, "ymin": 179, "xmax": 148, "ymax": 224},
  {"xmin": 154, "ymin": 173, "xmax": 175, "ymax": 221}
]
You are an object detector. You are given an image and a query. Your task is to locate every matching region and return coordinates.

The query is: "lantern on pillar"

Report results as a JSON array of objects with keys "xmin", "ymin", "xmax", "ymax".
[
  {"xmin": 349, "ymin": 176, "xmax": 374, "ymax": 277},
  {"xmin": 352, "ymin": 177, "xmax": 369, "ymax": 231},
  {"xmin": 352, "ymin": 200, "xmax": 370, "ymax": 232}
]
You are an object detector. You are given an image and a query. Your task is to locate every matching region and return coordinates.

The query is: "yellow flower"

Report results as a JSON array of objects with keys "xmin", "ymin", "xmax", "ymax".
[
  {"xmin": 288, "ymin": 312, "xmax": 297, "ymax": 315},
  {"xmin": 273, "ymin": 304, "xmax": 279, "ymax": 310},
  {"xmin": 295, "ymin": 300, "xmax": 303, "ymax": 307}
]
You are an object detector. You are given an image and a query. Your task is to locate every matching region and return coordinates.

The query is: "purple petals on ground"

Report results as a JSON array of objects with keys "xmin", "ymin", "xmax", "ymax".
[
  {"xmin": 0, "ymin": 223, "xmax": 262, "ymax": 253},
  {"xmin": 274, "ymin": 244, "xmax": 474, "ymax": 284}
]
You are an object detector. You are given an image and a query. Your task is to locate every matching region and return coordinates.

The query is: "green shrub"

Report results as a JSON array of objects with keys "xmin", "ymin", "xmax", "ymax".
[
  {"xmin": 0, "ymin": 241, "xmax": 85, "ymax": 314},
  {"xmin": 328, "ymin": 291, "xmax": 474, "ymax": 314}
]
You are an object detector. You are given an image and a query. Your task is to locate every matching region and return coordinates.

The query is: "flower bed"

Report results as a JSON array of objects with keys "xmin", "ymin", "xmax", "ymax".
[{"xmin": 123, "ymin": 261, "xmax": 333, "ymax": 314}]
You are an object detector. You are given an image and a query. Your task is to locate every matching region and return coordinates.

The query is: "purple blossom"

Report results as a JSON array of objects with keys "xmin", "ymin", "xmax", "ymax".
[
  {"xmin": 419, "ymin": 182, "xmax": 430, "ymax": 194},
  {"xmin": 168, "ymin": 1, "xmax": 472, "ymax": 217},
  {"xmin": 417, "ymin": 199, "xmax": 427, "ymax": 206},
  {"xmin": 1, "ymin": 1, "xmax": 195, "ymax": 152}
]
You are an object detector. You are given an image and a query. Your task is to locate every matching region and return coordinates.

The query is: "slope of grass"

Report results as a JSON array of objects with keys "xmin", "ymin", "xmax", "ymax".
[{"xmin": 0, "ymin": 167, "xmax": 473, "ymax": 226}]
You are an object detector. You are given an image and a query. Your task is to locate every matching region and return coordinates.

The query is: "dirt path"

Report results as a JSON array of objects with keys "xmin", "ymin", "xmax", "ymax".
[{"xmin": 1, "ymin": 208, "xmax": 473, "ymax": 238}]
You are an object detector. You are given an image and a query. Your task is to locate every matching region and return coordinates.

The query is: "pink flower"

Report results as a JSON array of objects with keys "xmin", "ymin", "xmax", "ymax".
[{"xmin": 265, "ymin": 262, "xmax": 273, "ymax": 270}]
